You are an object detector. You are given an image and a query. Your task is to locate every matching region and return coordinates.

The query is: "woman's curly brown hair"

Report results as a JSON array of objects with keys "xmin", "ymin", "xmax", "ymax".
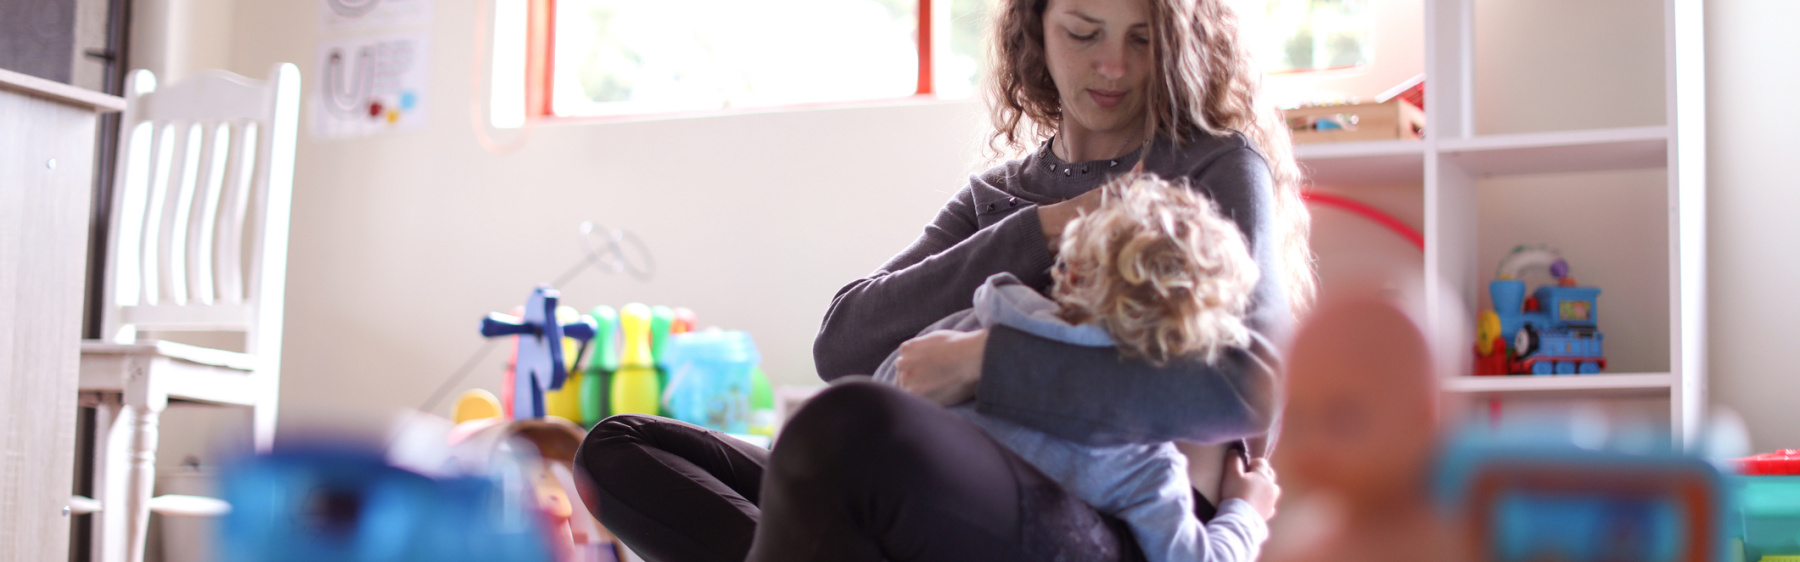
[
  {"xmin": 987, "ymin": 0, "xmax": 1314, "ymax": 316},
  {"xmin": 1052, "ymin": 174, "xmax": 1258, "ymax": 366}
]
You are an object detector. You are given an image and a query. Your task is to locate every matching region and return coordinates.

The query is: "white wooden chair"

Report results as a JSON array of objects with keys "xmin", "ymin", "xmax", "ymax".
[{"xmin": 74, "ymin": 63, "xmax": 299, "ymax": 562}]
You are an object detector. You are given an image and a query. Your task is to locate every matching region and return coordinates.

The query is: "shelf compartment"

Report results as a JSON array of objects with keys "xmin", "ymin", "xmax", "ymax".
[
  {"xmin": 1442, "ymin": 372, "xmax": 1673, "ymax": 397},
  {"xmin": 1295, "ymin": 139, "xmax": 1426, "ymax": 187},
  {"xmin": 1437, "ymin": 126, "xmax": 1668, "ymax": 176}
]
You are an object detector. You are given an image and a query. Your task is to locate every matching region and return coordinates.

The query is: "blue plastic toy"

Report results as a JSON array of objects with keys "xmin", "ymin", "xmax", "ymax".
[
  {"xmin": 1435, "ymin": 436, "xmax": 1728, "ymax": 562},
  {"xmin": 217, "ymin": 446, "xmax": 551, "ymax": 562},
  {"xmin": 480, "ymin": 286, "xmax": 597, "ymax": 419},
  {"xmin": 660, "ymin": 329, "xmax": 761, "ymax": 434},
  {"xmin": 1485, "ymin": 246, "xmax": 1607, "ymax": 375}
]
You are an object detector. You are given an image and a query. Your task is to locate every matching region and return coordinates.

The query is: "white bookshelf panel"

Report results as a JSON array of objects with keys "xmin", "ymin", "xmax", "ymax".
[
  {"xmin": 1444, "ymin": 372, "xmax": 1674, "ymax": 396},
  {"xmin": 1296, "ymin": 141, "xmax": 1426, "ymax": 188},
  {"xmin": 1437, "ymin": 126, "xmax": 1668, "ymax": 176}
]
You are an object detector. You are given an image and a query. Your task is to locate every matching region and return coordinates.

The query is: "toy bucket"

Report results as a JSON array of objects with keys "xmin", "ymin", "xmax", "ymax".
[{"xmin": 661, "ymin": 330, "xmax": 760, "ymax": 434}]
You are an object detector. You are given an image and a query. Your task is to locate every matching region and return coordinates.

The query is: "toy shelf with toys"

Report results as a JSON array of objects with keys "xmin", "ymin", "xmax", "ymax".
[{"xmin": 1287, "ymin": 0, "xmax": 1704, "ymax": 446}]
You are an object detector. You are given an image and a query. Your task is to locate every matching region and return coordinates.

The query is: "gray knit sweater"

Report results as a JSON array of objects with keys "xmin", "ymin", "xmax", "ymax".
[
  {"xmin": 872, "ymin": 273, "xmax": 1269, "ymax": 562},
  {"xmin": 813, "ymin": 132, "xmax": 1287, "ymax": 447}
]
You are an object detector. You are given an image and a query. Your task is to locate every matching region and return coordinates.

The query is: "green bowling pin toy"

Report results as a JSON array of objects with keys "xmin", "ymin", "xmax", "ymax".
[{"xmin": 581, "ymin": 305, "xmax": 620, "ymax": 425}]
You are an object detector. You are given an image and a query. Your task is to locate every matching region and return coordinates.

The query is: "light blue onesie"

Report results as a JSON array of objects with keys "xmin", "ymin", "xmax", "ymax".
[{"xmin": 873, "ymin": 273, "xmax": 1269, "ymax": 562}]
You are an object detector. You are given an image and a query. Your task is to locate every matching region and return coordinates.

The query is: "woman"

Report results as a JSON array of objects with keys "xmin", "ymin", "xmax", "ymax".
[{"xmin": 573, "ymin": 0, "xmax": 1310, "ymax": 558}]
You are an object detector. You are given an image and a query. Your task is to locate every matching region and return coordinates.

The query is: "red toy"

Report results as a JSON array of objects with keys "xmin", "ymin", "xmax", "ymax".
[{"xmin": 1737, "ymin": 450, "xmax": 1800, "ymax": 475}]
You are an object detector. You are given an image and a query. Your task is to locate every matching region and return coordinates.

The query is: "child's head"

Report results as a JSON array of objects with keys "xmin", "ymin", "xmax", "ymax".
[{"xmin": 1052, "ymin": 174, "xmax": 1259, "ymax": 366}]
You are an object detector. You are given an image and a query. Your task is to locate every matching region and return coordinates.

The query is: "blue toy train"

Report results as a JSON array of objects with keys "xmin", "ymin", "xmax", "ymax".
[{"xmin": 1475, "ymin": 247, "xmax": 1607, "ymax": 376}]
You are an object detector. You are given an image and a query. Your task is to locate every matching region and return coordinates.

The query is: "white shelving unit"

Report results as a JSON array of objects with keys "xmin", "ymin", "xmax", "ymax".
[{"xmin": 1295, "ymin": 0, "xmax": 1705, "ymax": 447}]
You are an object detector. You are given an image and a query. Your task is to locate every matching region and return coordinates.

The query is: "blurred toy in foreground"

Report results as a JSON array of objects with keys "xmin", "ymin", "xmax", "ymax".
[
  {"xmin": 1271, "ymin": 290, "xmax": 1730, "ymax": 562},
  {"xmin": 446, "ymin": 397, "xmax": 621, "ymax": 562},
  {"xmin": 480, "ymin": 286, "xmax": 597, "ymax": 419},
  {"xmin": 1268, "ymin": 292, "xmax": 1469, "ymax": 562},
  {"xmin": 217, "ymin": 445, "xmax": 551, "ymax": 562},
  {"xmin": 1436, "ymin": 437, "xmax": 1727, "ymax": 562},
  {"xmin": 1475, "ymin": 245, "xmax": 1607, "ymax": 376},
  {"xmin": 1730, "ymin": 450, "xmax": 1800, "ymax": 562}
]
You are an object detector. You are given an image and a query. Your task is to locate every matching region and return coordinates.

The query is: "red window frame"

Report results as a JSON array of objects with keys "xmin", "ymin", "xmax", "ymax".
[{"xmin": 523, "ymin": 0, "xmax": 936, "ymax": 120}]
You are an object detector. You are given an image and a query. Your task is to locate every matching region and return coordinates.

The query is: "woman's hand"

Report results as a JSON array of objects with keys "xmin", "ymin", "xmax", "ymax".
[
  {"xmin": 1222, "ymin": 455, "xmax": 1281, "ymax": 520},
  {"xmin": 894, "ymin": 329, "xmax": 988, "ymax": 406},
  {"xmin": 1037, "ymin": 188, "xmax": 1104, "ymax": 252}
]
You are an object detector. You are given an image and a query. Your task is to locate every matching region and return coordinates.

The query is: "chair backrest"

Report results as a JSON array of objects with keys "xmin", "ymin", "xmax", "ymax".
[{"xmin": 99, "ymin": 64, "xmax": 300, "ymax": 369}]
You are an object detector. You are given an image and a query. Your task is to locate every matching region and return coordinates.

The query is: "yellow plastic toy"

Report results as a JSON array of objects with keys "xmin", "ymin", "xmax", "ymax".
[
  {"xmin": 611, "ymin": 303, "xmax": 660, "ymax": 415},
  {"xmin": 452, "ymin": 389, "xmax": 505, "ymax": 424},
  {"xmin": 1476, "ymin": 310, "xmax": 1503, "ymax": 356},
  {"xmin": 544, "ymin": 306, "xmax": 588, "ymax": 423}
]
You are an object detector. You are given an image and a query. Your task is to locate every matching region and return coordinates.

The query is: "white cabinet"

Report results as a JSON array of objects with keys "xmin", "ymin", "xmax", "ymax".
[{"xmin": 1294, "ymin": 0, "xmax": 1705, "ymax": 446}]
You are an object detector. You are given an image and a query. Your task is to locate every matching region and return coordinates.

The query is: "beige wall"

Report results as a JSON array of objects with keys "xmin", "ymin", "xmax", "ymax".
[{"xmin": 134, "ymin": 0, "xmax": 1800, "ymax": 457}]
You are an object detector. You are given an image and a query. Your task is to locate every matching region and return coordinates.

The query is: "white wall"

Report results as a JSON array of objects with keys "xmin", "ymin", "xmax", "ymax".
[
  {"xmin": 1706, "ymin": 0, "xmax": 1800, "ymax": 452},
  {"xmin": 144, "ymin": 0, "xmax": 991, "ymax": 437}
]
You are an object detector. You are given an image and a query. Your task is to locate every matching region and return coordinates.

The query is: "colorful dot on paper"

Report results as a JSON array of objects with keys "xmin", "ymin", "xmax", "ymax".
[{"xmin": 386, "ymin": 109, "xmax": 401, "ymax": 124}]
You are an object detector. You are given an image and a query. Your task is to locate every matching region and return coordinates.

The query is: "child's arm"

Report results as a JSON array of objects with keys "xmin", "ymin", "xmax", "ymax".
[
  {"xmin": 1221, "ymin": 454, "xmax": 1280, "ymax": 520},
  {"xmin": 1158, "ymin": 453, "xmax": 1276, "ymax": 562}
]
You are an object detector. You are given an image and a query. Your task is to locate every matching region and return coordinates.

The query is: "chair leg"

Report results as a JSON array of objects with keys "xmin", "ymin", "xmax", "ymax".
[
  {"xmin": 91, "ymin": 395, "xmax": 131, "ymax": 562},
  {"xmin": 251, "ymin": 393, "xmax": 278, "ymax": 452},
  {"xmin": 124, "ymin": 403, "xmax": 162, "ymax": 562}
]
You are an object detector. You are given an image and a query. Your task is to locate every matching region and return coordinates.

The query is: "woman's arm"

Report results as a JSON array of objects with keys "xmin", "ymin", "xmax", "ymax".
[
  {"xmin": 813, "ymin": 180, "xmax": 1057, "ymax": 380},
  {"xmin": 973, "ymin": 146, "xmax": 1293, "ymax": 446}
]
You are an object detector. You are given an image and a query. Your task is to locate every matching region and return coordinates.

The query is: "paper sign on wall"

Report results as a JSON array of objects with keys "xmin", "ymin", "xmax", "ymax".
[{"xmin": 311, "ymin": 33, "xmax": 431, "ymax": 139}]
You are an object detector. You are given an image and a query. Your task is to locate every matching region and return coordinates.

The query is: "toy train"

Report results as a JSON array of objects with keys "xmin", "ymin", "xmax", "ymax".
[{"xmin": 1475, "ymin": 247, "xmax": 1607, "ymax": 376}]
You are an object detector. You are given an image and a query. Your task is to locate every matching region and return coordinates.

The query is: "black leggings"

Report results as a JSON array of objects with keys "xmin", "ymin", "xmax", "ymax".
[{"xmin": 573, "ymin": 381, "xmax": 1178, "ymax": 562}]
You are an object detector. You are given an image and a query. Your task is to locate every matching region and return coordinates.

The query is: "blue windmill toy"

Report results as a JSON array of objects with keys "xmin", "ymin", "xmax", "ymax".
[{"xmin": 480, "ymin": 285, "xmax": 597, "ymax": 419}]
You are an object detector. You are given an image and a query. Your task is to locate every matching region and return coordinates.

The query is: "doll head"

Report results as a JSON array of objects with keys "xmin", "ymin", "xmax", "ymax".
[
  {"xmin": 1277, "ymin": 291, "xmax": 1439, "ymax": 511},
  {"xmin": 1052, "ymin": 174, "xmax": 1259, "ymax": 365}
]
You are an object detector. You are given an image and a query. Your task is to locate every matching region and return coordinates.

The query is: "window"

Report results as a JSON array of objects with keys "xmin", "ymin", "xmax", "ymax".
[
  {"xmin": 552, "ymin": 0, "xmax": 921, "ymax": 116},
  {"xmin": 492, "ymin": 0, "xmax": 1008, "ymax": 123},
  {"xmin": 1262, "ymin": 0, "xmax": 1372, "ymax": 73},
  {"xmin": 489, "ymin": 0, "xmax": 1362, "ymax": 124}
]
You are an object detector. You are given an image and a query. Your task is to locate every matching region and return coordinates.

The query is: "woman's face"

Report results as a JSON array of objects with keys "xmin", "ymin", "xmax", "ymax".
[{"xmin": 1041, "ymin": 0, "xmax": 1154, "ymax": 149}]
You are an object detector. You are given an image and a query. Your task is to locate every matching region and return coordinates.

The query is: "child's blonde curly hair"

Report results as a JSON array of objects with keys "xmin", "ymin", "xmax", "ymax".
[{"xmin": 1052, "ymin": 174, "xmax": 1260, "ymax": 366}]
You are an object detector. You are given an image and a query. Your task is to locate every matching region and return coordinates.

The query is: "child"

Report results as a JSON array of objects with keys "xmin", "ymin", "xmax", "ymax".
[{"xmin": 873, "ymin": 174, "xmax": 1280, "ymax": 562}]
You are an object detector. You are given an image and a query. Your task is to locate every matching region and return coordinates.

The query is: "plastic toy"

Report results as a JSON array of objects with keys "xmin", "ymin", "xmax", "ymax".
[
  {"xmin": 671, "ymin": 307, "xmax": 697, "ymax": 335},
  {"xmin": 500, "ymin": 305, "xmax": 523, "ymax": 419},
  {"xmin": 544, "ymin": 306, "xmax": 588, "ymax": 423},
  {"xmin": 442, "ymin": 405, "xmax": 624, "ymax": 562},
  {"xmin": 748, "ymin": 366, "xmax": 775, "ymax": 437},
  {"xmin": 1267, "ymin": 292, "xmax": 1470, "ymax": 562},
  {"xmin": 453, "ymin": 389, "xmax": 504, "ymax": 424},
  {"xmin": 1729, "ymin": 450, "xmax": 1800, "ymax": 561},
  {"xmin": 579, "ymin": 305, "xmax": 620, "ymax": 426},
  {"xmin": 610, "ymin": 303, "xmax": 660, "ymax": 415},
  {"xmin": 480, "ymin": 286, "xmax": 598, "ymax": 419},
  {"xmin": 660, "ymin": 329, "xmax": 761, "ymax": 433},
  {"xmin": 217, "ymin": 446, "xmax": 552, "ymax": 562},
  {"xmin": 1474, "ymin": 246, "xmax": 1607, "ymax": 376},
  {"xmin": 649, "ymin": 305, "xmax": 675, "ymax": 414},
  {"xmin": 1436, "ymin": 439, "xmax": 1728, "ymax": 562},
  {"xmin": 1739, "ymin": 450, "xmax": 1800, "ymax": 476}
]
